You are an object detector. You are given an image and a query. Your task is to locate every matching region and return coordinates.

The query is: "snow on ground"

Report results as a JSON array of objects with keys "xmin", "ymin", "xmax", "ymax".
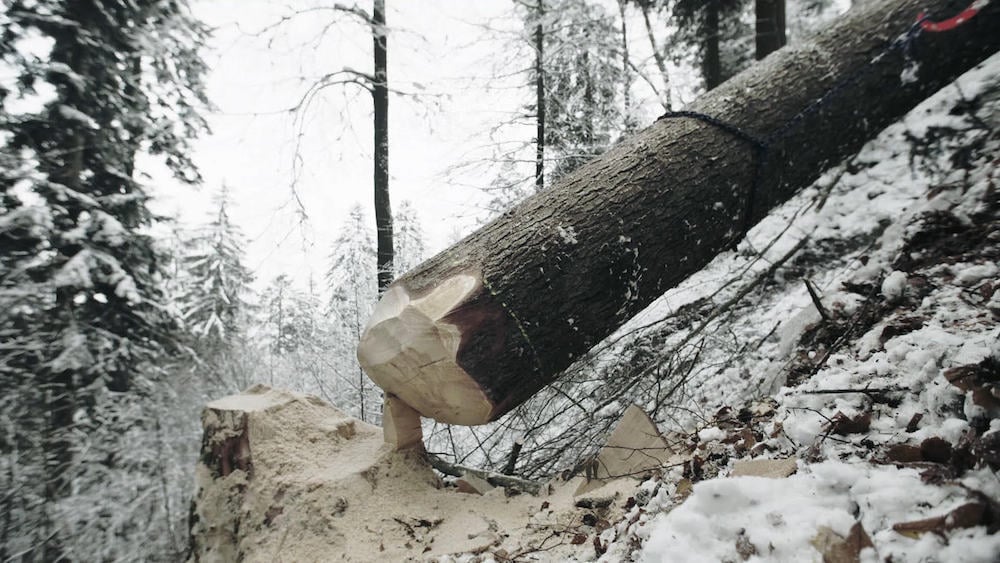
[
  {"xmin": 589, "ymin": 53, "xmax": 1000, "ymax": 563},
  {"xmin": 426, "ymin": 53, "xmax": 1000, "ymax": 563},
  {"xmin": 196, "ymin": 53, "xmax": 1000, "ymax": 563}
]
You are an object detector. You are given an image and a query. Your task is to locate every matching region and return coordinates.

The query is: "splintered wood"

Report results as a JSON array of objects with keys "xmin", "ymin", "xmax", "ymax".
[
  {"xmin": 358, "ymin": 275, "xmax": 494, "ymax": 425},
  {"xmin": 575, "ymin": 404, "xmax": 678, "ymax": 496},
  {"xmin": 383, "ymin": 393, "xmax": 423, "ymax": 450}
]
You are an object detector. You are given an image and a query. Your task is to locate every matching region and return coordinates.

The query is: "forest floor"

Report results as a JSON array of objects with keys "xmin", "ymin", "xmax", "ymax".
[
  {"xmin": 188, "ymin": 56, "xmax": 1000, "ymax": 562},
  {"xmin": 558, "ymin": 52, "xmax": 1000, "ymax": 563}
]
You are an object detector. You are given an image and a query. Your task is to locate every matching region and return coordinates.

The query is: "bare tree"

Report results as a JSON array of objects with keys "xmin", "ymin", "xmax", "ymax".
[{"xmin": 261, "ymin": 1, "xmax": 400, "ymax": 293}]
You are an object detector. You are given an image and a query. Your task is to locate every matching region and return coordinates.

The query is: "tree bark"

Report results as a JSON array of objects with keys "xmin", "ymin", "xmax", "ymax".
[
  {"xmin": 534, "ymin": 0, "xmax": 546, "ymax": 192},
  {"xmin": 703, "ymin": 0, "xmax": 722, "ymax": 90},
  {"xmin": 638, "ymin": 1, "xmax": 671, "ymax": 110},
  {"xmin": 618, "ymin": 0, "xmax": 635, "ymax": 130},
  {"xmin": 755, "ymin": 0, "xmax": 787, "ymax": 60},
  {"xmin": 358, "ymin": 0, "xmax": 1000, "ymax": 425},
  {"xmin": 373, "ymin": 0, "xmax": 393, "ymax": 292}
]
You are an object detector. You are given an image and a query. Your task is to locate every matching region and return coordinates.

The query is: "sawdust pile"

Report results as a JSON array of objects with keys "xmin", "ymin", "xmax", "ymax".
[{"xmin": 187, "ymin": 385, "xmax": 635, "ymax": 562}]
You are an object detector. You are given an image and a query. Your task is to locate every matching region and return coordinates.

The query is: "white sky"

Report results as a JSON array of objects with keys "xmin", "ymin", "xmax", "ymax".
[{"xmin": 151, "ymin": 1, "xmax": 540, "ymax": 290}]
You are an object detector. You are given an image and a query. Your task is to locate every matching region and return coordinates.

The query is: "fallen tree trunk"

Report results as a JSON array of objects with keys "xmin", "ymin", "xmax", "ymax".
[{"xmin": 359, "ymin": 0, "xmax": 1000, "ymax": 425}]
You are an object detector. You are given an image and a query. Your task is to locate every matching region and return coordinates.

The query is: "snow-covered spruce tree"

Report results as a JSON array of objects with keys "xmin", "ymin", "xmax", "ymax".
[
  {"xmin": 180, "ymin": 185, "xmax": 255, "ymax": 355},
  {"xmin": 255, "ymin": 273, "xmax": 345, "ymax": 404},
  {"xmin": 480, "ymin": 161, "xmax": 535, "ymax": 223},
  {"xmin": 326, "ymin": 205, "xmax": 382, "ymax": 422},
  {"xmin": 392, "ymin": 200, "xmax": 426, "ymax": 276},
  {"xmin": 261, "ymin": 274, "xmax": 317, "ymax": 359},
  {"xmin": 524, "ymin": 0, "xmax": 628, "ymax": 186},
  {"xmin": 0, "ymin": 0, "xmax": 208, "ymax": 559}
]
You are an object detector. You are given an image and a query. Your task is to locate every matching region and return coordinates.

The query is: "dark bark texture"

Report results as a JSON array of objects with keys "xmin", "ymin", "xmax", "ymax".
[
  {"xmin": 378, "ymin": 0, "xmax": 1000, "ymax": 422},
  {"xmin": 704, "ymin": 1, "xmax": 722, "ymax": 90},
  {"xmin": 535, "ymin": 0, "xmax": 546, "ymax": 192},
  {"xmin": 373, "ymin": 0, "xmax": 393, "ymax": 292},
  {"xmin": 755, "ymin": 0, "xmax": 787, "ymax": 60}
]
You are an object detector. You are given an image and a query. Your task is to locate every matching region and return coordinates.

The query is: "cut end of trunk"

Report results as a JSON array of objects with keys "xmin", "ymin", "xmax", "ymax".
[{"xmin": 358, "ymin": 274, "xmax": 495, "ymax": 425}]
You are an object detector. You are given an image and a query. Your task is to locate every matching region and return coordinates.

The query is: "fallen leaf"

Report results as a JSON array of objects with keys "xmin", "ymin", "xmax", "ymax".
[
  {"xmin": 892, "ymin": 502, "xmax": 987, "ymax": 538},
  {"xmin": 920, "ymin": 437, "xmax": 952, "ymax": 464},
  {"xmin": 973, "ymin": 431, "xmax": 1000, "ymax": 468},
  {"xmin": 811, "ymin": 522, "xmax": 873, "ymax": 563},
  {"xmin": 905, "ymin": 413, "xmax": 923, "ymax": 433},
  {"xmin": 830, "ymin": 412, "xmax": 871, "ymax": 436},
  {"xmin": 575, "ymin": 496, "xmax": 613, "ymax": 510},
  {"xmin": 944, "ymin": 358, "xmax": 1000, "ymax": 412},
  {"xmin": 879, "ymin": 316, "xmax": 924, "ymax": 345},
  {"xmin": 593, "ymin": 535, "xmax": 607, "ymax": 556},
  {"xmin": 735, "ymin": 528, "xmax": 757, "ymax": 560},
  {"xmin": 886, "ymin": 444, "xmax": 923, "ymax": 463},
  {"xmin": 674, "ymin": 478, "xmax": 693, "ymax": 499},
  {"xmin": 570, "ymin": 533, "xmax": 588, "ymax": 545},
  {"xmin": 919, "ymin": 464, "xmax": 957, "ymax": 485},
  {"xmin": 735, "ymin": 427, "xmax": 757, "ymax": 454}
]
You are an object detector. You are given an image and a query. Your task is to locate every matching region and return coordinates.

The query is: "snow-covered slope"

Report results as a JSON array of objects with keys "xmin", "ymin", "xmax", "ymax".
[
  {"xmin": 187, "ymin": 54, "xmax": 1000, "ymax": 563},
  {"xmin": 596, "ymin": 52, "xmax": 1000, "ymax": 563}
]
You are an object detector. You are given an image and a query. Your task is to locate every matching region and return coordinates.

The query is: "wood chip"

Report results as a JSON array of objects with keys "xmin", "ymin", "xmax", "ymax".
[
  {"xmin": 730, "ymin": 458, "xmax": 798, "ymax": 479},
  {"xmin": 574, "ymin": 405, "xmax": 678, "ymax": 496},
  {"xmin": 892, "ymin": 502, "xmax": 988, "ymax": 538},
  {"xmin": 455, "ymin": 472, "xmax": 494, "ymax": 495}
]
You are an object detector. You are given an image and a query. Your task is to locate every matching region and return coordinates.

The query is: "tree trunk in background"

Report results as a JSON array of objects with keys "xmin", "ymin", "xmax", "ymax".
[
  {"xmin": 756, "ymin": 0, "xmax": 787, "ymax": 60},
  {"xmin": 638, "ymin": 1, "xmax": 671, "ymax": 110},
  {"xmin": 618, "ymin": 0, "xmax": 635, "ymax": 132},
  {"xmin": 373, "ymin": 0, "xmax": 393, "ymax": 293},
  {"xmin": 534, "ymin": 0, "xmax": 546, "ymax": 192},
  {"xmin": 358, "ymin": 0, "xmax": 1000, "ymax": 425},
  {"xmin": 704, "ymin": 0, "xmax": 722, "ymax": 90}
]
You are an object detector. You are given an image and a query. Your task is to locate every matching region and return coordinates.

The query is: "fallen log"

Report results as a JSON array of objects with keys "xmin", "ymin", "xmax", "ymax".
[{"xmin": 359, "ymin": 0, "xmax": 1000, "ymax": 425}]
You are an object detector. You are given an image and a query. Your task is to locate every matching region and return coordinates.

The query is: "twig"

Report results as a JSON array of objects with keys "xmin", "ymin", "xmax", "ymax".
[
  {"xmin": 503, "ymin": 438, "xmax": 523, "ymax": 475},
  {"xmin": 796, "ymin": 387, "xmax": 907, "ymax": 396},
  {"xmin": 426, "ymin": 453, "xmax": 541, "ymax": 495},
  {"xmin": 804, "ymin": 279, "xmax": 830, "ymax": 322}
]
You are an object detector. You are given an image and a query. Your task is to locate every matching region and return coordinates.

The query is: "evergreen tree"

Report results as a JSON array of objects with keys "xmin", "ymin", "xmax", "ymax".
[
  {"xmin": 261, "ymin": 274, "xmax": 317, "ymax": 358},
  {"xmin": 392, "ymin": 200, "xmax": 426, "ymax": 276},
  {"xmin": 325, "ymin": 205, "xmax": 381, "ymax": 421},
  {"xmin": 672, "ymin": 0, "xmax": 749, "ymax": 90},
  {"xmin": 180, "ymin": 185, "xmax": 255, "ymax": 350},
  {"xmin": 525, "ymin": 0, "xmax": 628, "ymax": 185},
  {"xmin": 479, "ymin": 161, "xmax": 535, "ymax": 224},
  {"xmin": 0, "ymin": 0, "xmax": 209, "ymax": 558}
]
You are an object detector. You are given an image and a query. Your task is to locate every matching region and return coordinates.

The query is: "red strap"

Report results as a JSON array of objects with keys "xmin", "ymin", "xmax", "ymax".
[{"xmin": 918, "ymin": 0, "xmax": 989, "ymax": 32}]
